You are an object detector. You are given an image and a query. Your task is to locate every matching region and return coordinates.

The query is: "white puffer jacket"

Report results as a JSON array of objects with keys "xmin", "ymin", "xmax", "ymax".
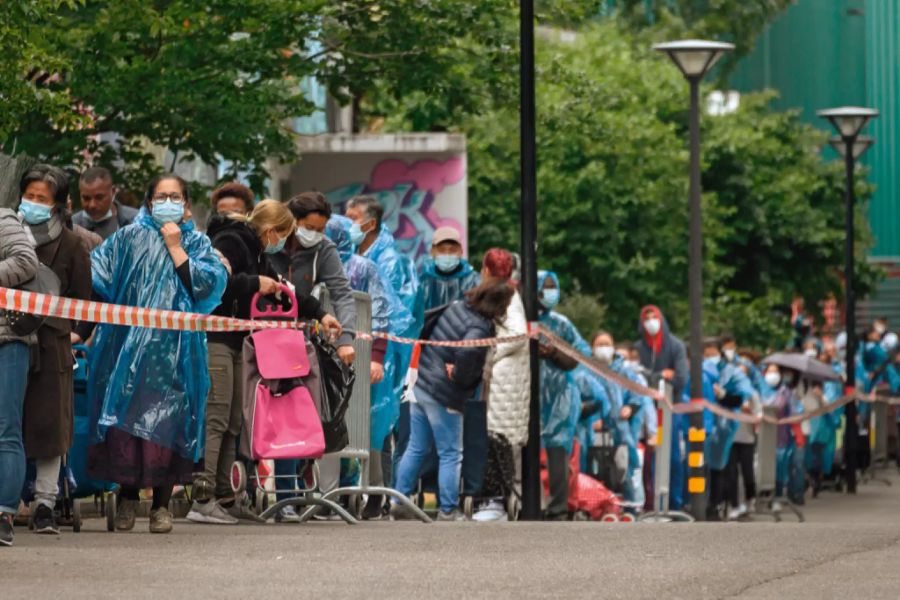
[{"xmin": 485, "ymin": 290, "xmax": 531, "ymax": 447}]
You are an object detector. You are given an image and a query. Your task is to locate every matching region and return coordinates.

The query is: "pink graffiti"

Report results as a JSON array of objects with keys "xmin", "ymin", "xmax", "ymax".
[{"xmin": 370, "ymin": 158, "xmax": 465, "ymax": 196}]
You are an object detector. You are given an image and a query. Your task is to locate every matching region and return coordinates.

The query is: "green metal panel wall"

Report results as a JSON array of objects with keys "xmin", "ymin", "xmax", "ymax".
[
  {"xmin": 865, "ymin": 0, "xmax": 900, "ymax": 258},
  {"xmin": 729, "ymin": 0, "xmax": 900, "ymax": 257}
]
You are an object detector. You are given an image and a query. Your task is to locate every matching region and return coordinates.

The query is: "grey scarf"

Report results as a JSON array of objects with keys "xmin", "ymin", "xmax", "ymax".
[{"xmin": 20, "ymin": 211, "xmax": 64, "ymax": 247}]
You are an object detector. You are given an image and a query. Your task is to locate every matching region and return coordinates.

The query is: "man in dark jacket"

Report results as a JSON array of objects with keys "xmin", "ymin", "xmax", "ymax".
[
  {"xmin": 637, "ymin": 305, "xmax": 689, "ymax": 510},
  {"xmin": 73, "ymin": 167, "xmax": 138, "ymax": 240}
]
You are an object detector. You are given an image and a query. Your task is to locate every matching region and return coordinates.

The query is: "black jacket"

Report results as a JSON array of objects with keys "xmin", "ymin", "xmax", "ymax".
[
  {"xmin": 416, "ymin": 300, "xmax": 494, "ymax": 413},
  {"xmin": 206, "ymin": 215, "xmax": 325, "ymax": 347}
]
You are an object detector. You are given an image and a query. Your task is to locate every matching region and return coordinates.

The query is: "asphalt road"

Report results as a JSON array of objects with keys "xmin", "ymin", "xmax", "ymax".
[{"xmin": 8, "ymin": 469, "xmax": 900, "ymax": 600}]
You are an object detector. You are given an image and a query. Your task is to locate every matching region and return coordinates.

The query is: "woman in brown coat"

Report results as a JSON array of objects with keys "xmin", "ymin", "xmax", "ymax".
[{"xmin": 17, "ymin": 165, "xmax": 92, "ymax": 535}]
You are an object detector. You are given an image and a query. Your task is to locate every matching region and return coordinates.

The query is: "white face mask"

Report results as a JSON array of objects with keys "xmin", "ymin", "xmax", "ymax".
[
  {"xmin": 296, "ymin": 227, "xmax": 324, "ymax": 249},
  {"xmin": 765, "ymin": 372, "xmax": 781, "ymax": 388},
  {"xmin": 723, "ymin": 348, "xmax": 736, "ymax": 362},
  {"xmin": 643, "ymin": 318, "xmax": 661, "ymax": 336},
  {"xmin": 875, "ymin": 323, "xmax": 887, "ymax": 335},
  {"xmin": 804, "ymin": 348, "xmax": 818, "ymax": 358},
  {"xmin": 593, "ymin": 345, "xmax": 615, "ymax": 363}
]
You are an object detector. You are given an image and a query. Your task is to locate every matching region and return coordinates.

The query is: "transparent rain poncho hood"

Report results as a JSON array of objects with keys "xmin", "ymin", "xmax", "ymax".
[
  {"xmin": 416, "ymin": 256, "xmax": 481, "ymax": 316},
  {"xmin": 88, "ymin": 208, "xmax": 228, "ymax": 460}
]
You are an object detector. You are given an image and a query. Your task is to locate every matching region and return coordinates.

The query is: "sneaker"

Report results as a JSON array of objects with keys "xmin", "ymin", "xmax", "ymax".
[
  {"xmin": 149, "ymin": 508, "xmax": 173, "ymax": 534},
  {"xmin": 274, "ymin": 505, "xmax": 301, "ymax": 523},
  {"xmin": 115, "ymin": 499, "xmax": 137, "ymax": 532},
  {"xmin": 0, "ymin": 513, "xmax": 14, "ymax": 547},
  {"xmin": 186, "ymin": 500, "xmax": 238, "ymax": 525},
  {"xmin": 771, "ymin": 500, "xmax": 783, "ymax": 513},
  {"xmin": 437, "ymin": 508, "xmax": 467, "ymax": 522},
  {"xmin": 726, "ymin": 507, "xmax": 743, "ymax": 521},
  {"xmin": 33, "ymin": 504, "xmax": 59, "ymax": 534},
  {"xmin": 472, "ymin": 499, "xmax": 507, "ymax": 522},
  {"xmin": 389, "ymin": 502, "xmax": 417, "ymax": 521},
  {"xmin": 225, "ymin": 497, "xmax": 266, "ymax": 523},
  {"xmin": 362, "ymin": 495, "xmax": 384, "ymax": 521}
]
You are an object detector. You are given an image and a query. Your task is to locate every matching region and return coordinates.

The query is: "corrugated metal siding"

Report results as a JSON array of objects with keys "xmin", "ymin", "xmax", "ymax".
[{"xmin": 865, "ymin": 0, "xmax": 900, "ymax": 258}]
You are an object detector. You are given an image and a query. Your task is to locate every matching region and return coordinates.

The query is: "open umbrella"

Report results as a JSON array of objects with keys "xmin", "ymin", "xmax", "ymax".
[{"xmin": 763, "ymin": 352, "xmax": 841, "ymax": 382}]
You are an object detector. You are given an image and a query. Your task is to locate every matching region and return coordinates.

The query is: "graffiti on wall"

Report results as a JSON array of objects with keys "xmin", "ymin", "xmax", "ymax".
[{"xmin": 325, "ymin": 157, "xmax": 466, "ymax": 265}]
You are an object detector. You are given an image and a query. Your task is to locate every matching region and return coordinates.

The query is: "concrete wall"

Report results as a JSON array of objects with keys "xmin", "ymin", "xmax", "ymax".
[{"xmin": 277, "ymin": 133, "xmax": 468, "ymax": 264}]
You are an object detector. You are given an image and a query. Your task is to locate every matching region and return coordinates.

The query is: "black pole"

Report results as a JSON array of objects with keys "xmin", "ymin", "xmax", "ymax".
[
  {"xmin": 843, "ymin": 140, "xmax": 858, "ymax": 494},
  {"xmin": 519, "ymin": 0, "xmax": 542, "ymax": 520},
  {"xmin": 686, "ymin": 77, "xmax": 707, "ymax": 520}
]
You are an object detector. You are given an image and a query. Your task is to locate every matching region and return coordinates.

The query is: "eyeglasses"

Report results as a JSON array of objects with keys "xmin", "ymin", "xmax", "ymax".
[{"xmin": 151, "ymin": 193, "xmax": 185, "ymax": 203}]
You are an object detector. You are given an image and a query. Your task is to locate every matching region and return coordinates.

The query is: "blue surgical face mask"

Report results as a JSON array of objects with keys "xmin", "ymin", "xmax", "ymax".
[
  {"xmin": 434, "ymin": 254, "xmax": 461, "ymax": 272},
  {"xmin": 540, "ymin": 288, "xmax": 560, "ymax": 310},
  {"xmin": 264, "ymin": 233, "xmax": 287, "ymax": 255},
  {"xmin": 18, "ymin": 198, "xmax": 53, "ymax": 225},
  {"xmin": 151, "ymin": 200, "xmax": 184, "ymax": 225},
  {"xmin": 703, "ymin": 356, "xmax": 721, "ymax": 372},
  {"xmin": 349, "ymin": 223, "xmax": 366, "ymax": 246}
]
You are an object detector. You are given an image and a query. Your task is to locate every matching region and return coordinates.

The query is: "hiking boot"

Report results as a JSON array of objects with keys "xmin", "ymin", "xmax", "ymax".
[
  {"xmin": 115, "ymin": 499, "xmax": 137, "ymax": 532},
  {"xmin": 389, "ymin": 502, "xmax": 417, "ymax": 521},
  {"xmin": 362, "ymin": 495, "xmax": 384, "ymax": 521},
  {"xmin": 0, "ymin": 513, "xmax": 14, "ymax": 547},
  {"xmin": 149, "ymin": 508, "xmax": 173, "ymax": 534},
  {"xmin": 274, "ymin": 505, "xmax": 301, "ymax": 523},
  {"xmin": 186, "ymin": 500, "xmax": 238, "ymax": 525},
  {"xmin": 225, "ymin": 496, "xmax": 266, "ymax": 523},
  {"xmin": 437, "ymin": 508, "xmax": 467, "ymax": 522},
  {"xmin": 33, "ymin": 504, "xmax": 59, "ymax": 534}
]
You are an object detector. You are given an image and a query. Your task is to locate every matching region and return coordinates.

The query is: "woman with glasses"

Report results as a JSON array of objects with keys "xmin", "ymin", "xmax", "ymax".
[{"xmin": 87, "ymin": 173, "xmax": 228, "ymax": 534}]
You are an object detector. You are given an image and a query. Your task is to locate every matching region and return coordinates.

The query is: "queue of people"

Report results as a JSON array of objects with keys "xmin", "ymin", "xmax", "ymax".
[{"xmin": 1, "ymin": 165, "xmax": 898, "ymax": 547}]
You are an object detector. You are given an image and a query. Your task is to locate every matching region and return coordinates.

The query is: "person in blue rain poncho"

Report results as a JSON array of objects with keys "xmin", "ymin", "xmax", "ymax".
[
  {"xmin": 86, "ymin": 174, "xmax": 227, "ymax": 535},
  {"xmin": 806, "ymin": 340, "xmax": 844, "ymax": 495},
  {"xmin": 765, "ymin": 364, "xmax": 808, "ymax": 507},
  {"xmin": 537, "ymin": 271, "xmax": 590, "ymax": 520},
  {"xmin": 699, "ymin": 339, "xmax": 754, "ymax": 520},
  {"xmin": 572, "ymin": 365, "xmax": 610, "ymax": 474},
  {"xmin": 590, "ymin": 332, "xmax": 650, "ymax": 514},
  {"xmin": 854, "ymin": 325, "xmax": 900, "ymax": 474},
  {"xmin": 327, "ymin": 214, "xmax": 415, "ymax": 519},
  {"xmin": 415, "ymin": 226, "xmax": 481, "ymax": 317}
]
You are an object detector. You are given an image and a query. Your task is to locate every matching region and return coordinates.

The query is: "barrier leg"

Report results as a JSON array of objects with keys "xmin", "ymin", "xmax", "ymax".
[
  {"xmin": 861, "ymin": 401, "xmax": 892, "ymax": 486},
  {"xmin": 639, "ymin": 382, "xmax": 693, "ymax": 523}
]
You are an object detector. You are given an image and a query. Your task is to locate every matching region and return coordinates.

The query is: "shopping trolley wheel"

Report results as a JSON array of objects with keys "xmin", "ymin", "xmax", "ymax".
[
  {"xmin": 601, "ymin": 513, "xmax": 619, "ymax": 522},
  {"xmin": 620, "ymin": 512, "xmax": 635, "ymax": 523},
  {"xmin": 231, "ymin": 461, "xmax": 247, "ymax": 495},
  {"xmin": 506, "ymin": 496, "xmax": 520, "ymax": 522},
  {"xmin": 106, "ymin": 491, "xmax": 117, "ymax": 532},
  {"xmin": 463, "ymin": 496, "xmax": 474, "ymax": 519}
]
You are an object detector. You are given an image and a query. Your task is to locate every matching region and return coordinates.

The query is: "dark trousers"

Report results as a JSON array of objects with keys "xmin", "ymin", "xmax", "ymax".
[
  {"xmin": 708, "ymin": 467, "xmax": 728, "ymax": 516},
  {"xmin": 727, "ymin": 442, "xmax": 757, "ymax": 506},
  {"xmin": 546, "ymin": 446, "xmax": 569, "ymax": 517}
]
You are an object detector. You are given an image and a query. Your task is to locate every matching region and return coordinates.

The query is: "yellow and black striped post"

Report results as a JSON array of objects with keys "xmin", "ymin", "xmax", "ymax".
[{"xmin": 687, "ymin": 402, "xmax": 706, "ymax": 519}]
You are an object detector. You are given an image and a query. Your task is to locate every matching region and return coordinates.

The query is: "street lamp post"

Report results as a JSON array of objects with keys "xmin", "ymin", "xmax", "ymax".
[
  {"xmin": 818, "ymin": 106, "xmax": 879, "ymax": 495},
  {"xmin": 653, "ymin": 40, "xmax": 733, "ymax": 521}
]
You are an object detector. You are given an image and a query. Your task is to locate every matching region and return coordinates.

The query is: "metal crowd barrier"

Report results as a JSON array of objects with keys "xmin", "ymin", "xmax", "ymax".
[
  {"xmin": 861, "ymin": 396, "xmax": 893, "ymax": 486},
  {"xmin": 639, "ymin": 381, "xmax": 693, "ymax": 522},
  {"xmin": 302, "ymin": 286, "xmax": 430, "ymax": 523}
]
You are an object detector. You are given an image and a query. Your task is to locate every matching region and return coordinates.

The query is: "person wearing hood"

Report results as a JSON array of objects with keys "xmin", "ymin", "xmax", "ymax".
[
  {"xmin": 324, "ymin": 214, "xmax": 415, "ymax": 520},
  {"xmin": 537, "ymin": 271, "xmax": 590, "ymax": 520},
  {"xmin": 591, "ymin": 332, "xmax": 650, "ymax": 514},
  {"xmin": 86, "ymin": 173, "xmax": 230, "ymax": 535},
  {"xmin": 700, "ymin": 339, "xmax": 754, "ymax": 521},
  {"xmin": 416, "ymin": 226, "xmax": 481, "ymax": 317},
  {"xmin": 636, "ymin": 305, "xmax": 689, "ymax": 509},
  {"xmin": 15, "ymin": 165, "xmax": 92, "ymax": 536},
  {"xmin": 188, "ymin": 200, "xmax": 339, "ymax": 525},
  {"xmin": 73, "ymin": 166, "xmax": 138, "ymax": 240},
  {"xmin": 855, "ymin": 325, "xmax": 900, "ymax": 475},
  {"xmin": 766, "ymin": 364, "xmax": 807, "ymax": 508},
  {"xmin": 287, "ymin": 192, "xmax": 357, "ymax": 365},
  {"xmin": 806, "ymin": 341, "xmax": 843, "ymax": 496}
]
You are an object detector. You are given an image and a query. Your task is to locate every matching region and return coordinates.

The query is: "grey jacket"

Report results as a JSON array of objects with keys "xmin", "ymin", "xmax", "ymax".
[
  {"xmin": 289, "ymin": 238, "xmax": 357, "ymax": 348},
  {"xmin": 0, "ymin": 208, "xmax": 40, "ymax": 345}
]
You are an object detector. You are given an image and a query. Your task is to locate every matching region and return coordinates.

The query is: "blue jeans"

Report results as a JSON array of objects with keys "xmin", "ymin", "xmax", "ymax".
[
  {"xmin": 0, "ymin": 342, "xmax": 30, "ymax": 514},
  {"xmin": 275, "ymin": 459, "xmax": 300, "ymax": 502},
  {"xmin": 394, "ymin": 386, "xmax": 463, "ymax": 513}
]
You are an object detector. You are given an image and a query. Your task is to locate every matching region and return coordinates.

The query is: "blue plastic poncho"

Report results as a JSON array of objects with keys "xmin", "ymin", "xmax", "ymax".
[
  {"xmin": 416, "ymin": 257, "xmax": 481, "ymax": 316},
  {"xmin": 364, "ymin": 224, "xmax": 419, "ymax": 338},
  {"xmin": 857, "ymin": 341, "xmax": 900, "ymax": 425},
  {"xmin": 807, "ymin": 360, "xmax": 843, "ymax": 476},
  {"xmin": 88, "ymin": 209, "xmax": 228, "ymax": 460},
  {"xmin": 326, "ymin": 216, "xmax": 416, "ymax": 448},
  {"xmin": 700, "ymin": 358, "xmax": 754, "ymax": 471},
  {"xmin": 537, "ymin": 271, "xmax": 591, "ymax": 451},
  {"xmin": 573, "ymin": 366, "xmax": 611, "ymax": 470}
]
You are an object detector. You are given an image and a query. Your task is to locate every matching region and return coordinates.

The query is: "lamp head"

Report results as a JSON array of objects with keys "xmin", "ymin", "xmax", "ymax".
[
  {"xmin": 817, "ymin": 107, "xmax": 879, "ymax": 139},
  {"xmin": 652, "ymin": 39, "xmax": 735, "ymax": 80},
  {"xmin": 829, "ymin": 135, "xmax": 874, "ymax": 160}
]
